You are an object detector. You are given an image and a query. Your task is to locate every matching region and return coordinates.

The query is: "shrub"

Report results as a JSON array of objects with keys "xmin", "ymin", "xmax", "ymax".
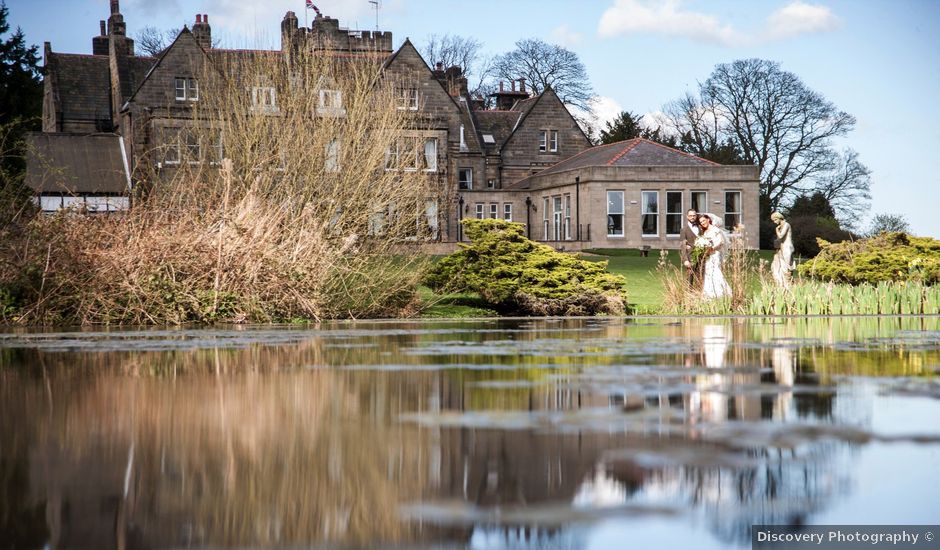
[
  {"xmin": 424, "ymin": 219, "xmax": 628, "ymax": 315},
  {"xmin": 798, "ymin": 232, "xmax": 940, "ymax": 284}
]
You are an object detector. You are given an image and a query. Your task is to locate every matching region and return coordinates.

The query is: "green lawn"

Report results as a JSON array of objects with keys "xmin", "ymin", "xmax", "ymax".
[{"xmin": 417, "ymin": 248, "xmax": 776, "ymax": 317}]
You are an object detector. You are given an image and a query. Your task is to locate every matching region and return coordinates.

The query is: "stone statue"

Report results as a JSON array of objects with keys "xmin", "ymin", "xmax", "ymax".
[{"xmin": 771, "ymin": 212, "xmax": 794, "ymax": 287}]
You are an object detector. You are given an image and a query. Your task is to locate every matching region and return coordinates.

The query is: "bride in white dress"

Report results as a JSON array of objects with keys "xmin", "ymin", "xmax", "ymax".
[{"xmin": 697, "ymin": 214, "xmax": 731, "ymax": 299}]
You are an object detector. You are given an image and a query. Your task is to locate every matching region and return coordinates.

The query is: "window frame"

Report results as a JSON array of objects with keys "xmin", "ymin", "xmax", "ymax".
[
  {"xmin": 503, "ymin": 203, "xmax": 512, "ymax": 221},
  {"xmin": 538, "ymin": 130, "xmax": 547, "ymax": 152},
  {"xmin": 550, "ymin": 130, "xmax": 558, "ymax": 153},
  {"xmin": 724, "ymin": 190, "xmax": 742, "ymax": 229},
  {"xmin": 641, "ymin": 190, "xmax": 659, "ymax": 237},
  {"xmin": 542, "ymin": 197, "xmax": 550, "ymax": 240},
  {"xmin": 397, "ymin": 84, "xmax": 418, "ymax": 111},
  {"xmin": 606, "ymin": 190, "xmax": 624, "ymax": 238},
  {"xmin": 666, "ymin": 191, "xmax": 683, "ymax": 237},
  {"xmin": 690, "ymin": 190, "xmax": 707, "ymax": 214},
  {"xmin": 564, "ymin": 194, "xmax": 571, "ymax": 240},
  {"xmin": 458, "ymin": 168, "xmax": 473, "ymax": 190},
  {"xmin": 475, "ymin": 203, "xmax": 485, "ymax": 220}
]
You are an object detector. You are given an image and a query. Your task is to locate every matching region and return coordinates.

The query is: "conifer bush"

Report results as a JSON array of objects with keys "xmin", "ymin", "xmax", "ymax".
[
  {"xmin": 798, "ymin": 232, "xmax": 940, "ymax": 284},
  {"xmin": 424, "ymin": 219, "xmax": 629, "ymax": 315}
]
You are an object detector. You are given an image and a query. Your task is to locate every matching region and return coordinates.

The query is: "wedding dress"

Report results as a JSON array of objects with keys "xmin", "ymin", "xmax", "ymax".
[{"xmin": 701, "ymin": 225, "xmax": 732, "ymax": 299}]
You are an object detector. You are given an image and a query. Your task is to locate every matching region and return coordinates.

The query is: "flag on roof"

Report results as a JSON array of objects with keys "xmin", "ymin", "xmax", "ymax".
[{"xmin": 305, "ymin": 0, "xmax": 322, "ymax": 16}]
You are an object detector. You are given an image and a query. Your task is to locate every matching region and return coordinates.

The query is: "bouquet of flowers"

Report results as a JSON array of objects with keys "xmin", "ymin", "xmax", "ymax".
[{"xmin": 691, "ymin": 236, "xmax": 710, "ymax": 267}]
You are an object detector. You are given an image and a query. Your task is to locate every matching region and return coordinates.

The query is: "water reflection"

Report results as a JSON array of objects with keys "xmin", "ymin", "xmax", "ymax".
[{"xmin": 1, "ymin": 317, "xmax": 939, "ymax": 549}]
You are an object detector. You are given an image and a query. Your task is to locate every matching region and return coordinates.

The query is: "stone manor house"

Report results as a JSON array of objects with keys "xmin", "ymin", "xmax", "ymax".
[{"xmin": 27, "ymin": 1, "xmax": 759, "ymax": 250}]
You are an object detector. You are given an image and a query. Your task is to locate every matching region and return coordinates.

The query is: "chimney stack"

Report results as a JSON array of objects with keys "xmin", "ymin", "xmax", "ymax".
[
  {"xmin": 518, "ymin": 78, "xmax": 526, "ymax": 94},
  {"xmin": 110, "ymin": 0, "xmax": 120, "ymax": 15},
  {"xmin": 100, "ymin": 20, "xmax": 106, "ymax": 36},
  {"xmin": 193, "ymin": 13, "xmax": 212, "ymax": 50}
]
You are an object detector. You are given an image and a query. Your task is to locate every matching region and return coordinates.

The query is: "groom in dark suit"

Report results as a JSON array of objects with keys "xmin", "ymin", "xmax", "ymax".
[{"xmin": 679, "ymin": 209, "xmax": 700, "ymax": 285}]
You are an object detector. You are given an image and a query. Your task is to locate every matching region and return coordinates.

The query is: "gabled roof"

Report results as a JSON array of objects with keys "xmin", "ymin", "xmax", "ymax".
[
  {"xmin": 500, "ymin": 87, "xmax": 591, "ymax": 152},
  {"xmin": 473, "ymin": 110, "xmax": 520, "ymax": 149},
  {"xmin": 26, "ymin": 133, "xmax": 130, "ymax": 194},
  {"xmin": 123, "ymin": 27, "xmax": 211, "ymax": 109}
]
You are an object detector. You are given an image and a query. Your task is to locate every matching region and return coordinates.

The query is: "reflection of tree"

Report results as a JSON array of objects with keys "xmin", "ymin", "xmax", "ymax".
[{"xmin": 1, "ymin": 317, "xmax": 936, "ymax": 548}]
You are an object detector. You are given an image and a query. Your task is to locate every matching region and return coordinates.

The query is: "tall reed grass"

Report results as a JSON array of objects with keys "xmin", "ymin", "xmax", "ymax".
[
  {"xmin": 2, "ymin": 47, "xmax": 440, "ymax": 324},
  {"xmin": 748, "ymin": 280, "xmax": 940, "ymax": 315}
]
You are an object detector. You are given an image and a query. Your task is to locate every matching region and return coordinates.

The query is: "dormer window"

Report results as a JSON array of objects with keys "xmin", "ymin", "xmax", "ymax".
[
  {"xmin": 251, "ymin": 86, "xmax": 278, "ymax": 114},
  {"xmin": 397, "ymin": 84, "xmax": 418, "ymax": 110},
  {"xmin": 175, "ymin": 77, "xmax": 198, "ymax": 101}
]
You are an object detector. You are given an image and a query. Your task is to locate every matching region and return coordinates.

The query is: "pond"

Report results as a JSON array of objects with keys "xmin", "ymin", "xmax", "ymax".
[{"xmin": 1, "ymin": 317, "xmax": 939, "ymax": 549}]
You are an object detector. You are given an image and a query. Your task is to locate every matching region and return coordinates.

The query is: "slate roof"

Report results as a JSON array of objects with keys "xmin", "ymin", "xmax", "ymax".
[
  {"xmin": 540, "ymin": 138, "xmax": 716, "ymax": 174},
  {"xmin": 506, "ymin": 138, "xmax": 720, "ymax": 189},
  {"xmin": 473, "ymin": 110, "xmax": 520, "ymax": 148},
  {"xmin": 47, "ymin": 53, "xmax": 112, "ymax": 125},
  {"xmin": 48, "ymin": 52, "xmax": 155, "ymax": 123},
  {"xmin": 26, "ymin": 133, "xmax": 129, "ymax": 194}
]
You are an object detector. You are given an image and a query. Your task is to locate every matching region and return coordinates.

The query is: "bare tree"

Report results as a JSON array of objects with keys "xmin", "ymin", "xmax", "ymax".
[
  {"xmin": 703, "ymin": 59, "xmax": 855, "ymax": 211},
  {"xmin": 135, "ymin": 26, "xmax": 178, "ymax": 56},
  {"xmin": 491, "ymin": 38, "xmax": 594, "ymax": 112},
  {"xmin": 421, "ymin": 34, "xmax": 492, "ymax": 98},
  {"xmin": 816, "ymin": 148, "xmax": 871, "ymax": 227},
  {"xmin": 868, "ymin": 213, "xmax": 910, "ymax": 236}
]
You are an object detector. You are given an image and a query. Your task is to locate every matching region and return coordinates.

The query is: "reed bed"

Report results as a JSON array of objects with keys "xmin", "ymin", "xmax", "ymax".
[{"xmin": 748, "ymin": 280, "xmax": 940, "ymax": 315}]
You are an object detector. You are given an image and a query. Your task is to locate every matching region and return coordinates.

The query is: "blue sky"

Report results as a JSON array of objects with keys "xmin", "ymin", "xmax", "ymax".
[{"xmin": 8, "ymin": 0, "xmax": 940, "ymax": 236}]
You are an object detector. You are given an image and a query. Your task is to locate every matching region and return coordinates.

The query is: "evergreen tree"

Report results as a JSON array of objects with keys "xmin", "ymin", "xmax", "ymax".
[{"xmin": 0, "ymin": 2, "xmax": 42, "ymax": 177}]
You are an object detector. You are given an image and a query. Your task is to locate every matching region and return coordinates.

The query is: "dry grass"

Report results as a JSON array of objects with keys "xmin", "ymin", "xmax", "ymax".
[
  {"xmin": 2, "ymin": 48, "xmax": 442, "ymax": 324},
  {"xmin": 657, "ymin": 232, "xmax": 757, "ymax": 315}
]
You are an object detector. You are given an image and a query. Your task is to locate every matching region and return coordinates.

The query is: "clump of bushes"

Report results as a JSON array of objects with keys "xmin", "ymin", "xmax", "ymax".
[
  {"xmin": 424, "ymin": 219, "xmax": 628, "ymax": 315},
  {"xmin": 799, "ymin": 232, "xmax": 940, "ymax": 284}
]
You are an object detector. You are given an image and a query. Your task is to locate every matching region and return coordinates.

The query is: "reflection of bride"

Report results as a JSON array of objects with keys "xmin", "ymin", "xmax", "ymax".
[{"xmin": 698, "ymin": 214, "xmax": 731, "ymax": 300}]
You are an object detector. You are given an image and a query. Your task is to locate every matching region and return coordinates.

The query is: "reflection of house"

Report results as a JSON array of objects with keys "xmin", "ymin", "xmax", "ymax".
[{"xmin": 28, "ymin": 1, "xmax": 758, "ymax": 249}]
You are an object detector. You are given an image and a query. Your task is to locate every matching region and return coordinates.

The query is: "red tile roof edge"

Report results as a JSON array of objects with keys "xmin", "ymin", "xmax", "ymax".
[
  {"xmin": 638, "ymin": 137, "xmax": 721, "ymax": 166},
  {"xmin": 605, "ymin": 138, "xmax": 641, "ymax": 166}
]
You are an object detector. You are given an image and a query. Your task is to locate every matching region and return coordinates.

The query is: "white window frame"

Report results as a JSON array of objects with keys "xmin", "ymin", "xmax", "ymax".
[
  {"xmin": 183, "ymin": 130, "xmax": 200, "ymax": 164},
  {"xmin": 725, "ymin": 190, "xmax": 742, "ymax": 229},
  {"xmin": 475, "ymin": 203, "xmax": 484, "ymax": 220},
  {"xmin": 316, "ymin": 89, "xmax": 345, "ymax": 117},
  {"xmin": 422, "ymin": 138, "xmax": 438, "ymax": 172},
  {"xmin": 458, "ymin": 168, "xmax": 473, "ymax": 190},
  {"xmin": 251, "ymin": 86, "xmax": 278, "ymax": 114},
  {"xmin": 564, "ymin": 194, "xmax": 571, "ymax": 240},
  {"xmin": 550, "ymin": 130, "xmax": 558, "ymax": 152},
  {"xmin": 163, "ymin": 134, "xmax": 180, "ymax": 165},
  {"xmin": 542, "ymin": 197, "xmax": 550, "ymax": 240},
  {"xmin": 397, "ymin": 84, "xmax": 418, "ymax": 110},
  {"xmin": 385, "ymin": 141, "xmax": 399, "ymax": 171},
  {"xmin": 552, "ymin": 196, "xmax": 563, "ymax": 241},
  {"xmin": 641, "ymin": 190, "xmax": 659, "ymax": 237},
  {"xmin": 503, "ymin": 203, "xmax": 512, "ymax": 221},
  {"xmin": 538, "ymin": 130, "xmax": 547, "ymax": 152},
  {"xmin": 489, "ymin": 203, "xmax": 498, "ymax": 219},
  {"xmin": 690, "ymin": 190, "xmax": 707, "ymax": 214},
  {"xmin": 606, "ymin": 190, "xmax": 624, "ymax": 237},
  {"xmin": 175, "ymin": 77, "xmax": 198, "ymax": 101},
  {"xmin": 666, "ymin": 191, "xmax": 683, "ymax": 237}
]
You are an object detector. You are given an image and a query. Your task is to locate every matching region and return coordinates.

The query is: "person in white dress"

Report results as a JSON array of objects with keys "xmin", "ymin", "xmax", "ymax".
[{"xmin": 698, "ymin": 214, "xmax": 732, "ymax": 300}]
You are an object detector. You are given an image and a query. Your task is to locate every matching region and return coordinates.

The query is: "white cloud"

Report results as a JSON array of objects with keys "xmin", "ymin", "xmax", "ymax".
[
  {"xmin": 551, "ymin": 24, "xmax": 583, "ymax": 47},
  {"xmin": 589, "ymin": 96, "xmax": 623, "ymax": 129},
  {"xmin": 597, "ymin": 0, "xmax": 840, "ymax": 47},
  {"xmin": 766, "ymin": 1, "xmax": 840, "ymax": 40}
]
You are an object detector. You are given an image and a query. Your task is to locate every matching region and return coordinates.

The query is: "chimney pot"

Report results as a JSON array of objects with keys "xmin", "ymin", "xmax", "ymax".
[
  {"xmin": 203, "ymin": 14, "xmax": 208, "ymax": 23},
  {"xmin": 110, "ymin": 0, "xmax": 120, "ymax": 15},
  {"xmin": 518, "ymin": 77, "xmax": 526, "ymax": 93},
  {"xmin": 99, "ymin": 20, "xmax": 106, "ymax": 35},
  {"xmin": 511, "ymin": 80, "xmax": 516, "ymax": 92},
  {"xmin": 499, "ymin": 81, "xmax": 504, "ymax": 92},
  {"xmin": 196, "ymin": 14, "xmax": 202, "ymax": 24}
]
